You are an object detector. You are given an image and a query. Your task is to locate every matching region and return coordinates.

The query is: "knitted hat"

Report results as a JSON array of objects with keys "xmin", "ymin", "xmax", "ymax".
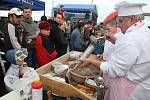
[{"xmin": 38, "ymin": 21, "xmax": 51, "ymax": 30}]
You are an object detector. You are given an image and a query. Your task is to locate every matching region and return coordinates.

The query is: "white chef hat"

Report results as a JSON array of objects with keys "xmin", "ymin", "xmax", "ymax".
[{"xmin": 115, "ymin": 1, "xmax": 147, "ymax": 16}]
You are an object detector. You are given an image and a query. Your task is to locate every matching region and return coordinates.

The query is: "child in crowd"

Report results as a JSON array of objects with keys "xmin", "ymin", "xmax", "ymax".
[{"xmin": 36, "ymin": 21, "xmax": 57, "ymax": 67}]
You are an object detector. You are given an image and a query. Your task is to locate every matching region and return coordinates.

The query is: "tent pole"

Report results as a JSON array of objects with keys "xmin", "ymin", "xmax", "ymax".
[{"xmin": 44, "ymin": 3, "xmax": 45, "ymax": 16}]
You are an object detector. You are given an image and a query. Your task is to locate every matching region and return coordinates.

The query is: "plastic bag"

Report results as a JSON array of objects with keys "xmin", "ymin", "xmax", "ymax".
[
  {"xmin": 13, "ymin": 69, "xmax": 39, "ymax": 100},
  {"xmin": 4, "ymin": 64, "xmax": 20, "ymax": 91},
  {"xmin": 51, "ymin": 62, "xmax": 68, "ymax": 75},
  {"xmin": 4, "ymin": 64, "xmax": 39, "ymax": 92}
]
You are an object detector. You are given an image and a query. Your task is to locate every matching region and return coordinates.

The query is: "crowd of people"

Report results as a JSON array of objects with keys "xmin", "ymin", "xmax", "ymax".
[
  {"xmin": 0, "ymin": 5, "xmax": 105, "ymax": 96},
  {"xmin": 0, "ymin": 0, "xmax": 150, "ymax": 100},
  {"xmin": 0, "ymin": 6, "xmax": 105, "ymax": 69}
]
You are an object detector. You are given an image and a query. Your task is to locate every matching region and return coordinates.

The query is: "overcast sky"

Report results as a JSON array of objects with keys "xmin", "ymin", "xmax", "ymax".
[{"xmin": 33, "ymin": 0, "xmax": 150, "ymax": 24}]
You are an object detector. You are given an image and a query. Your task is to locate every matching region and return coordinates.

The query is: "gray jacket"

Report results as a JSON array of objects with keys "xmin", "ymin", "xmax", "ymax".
[
  {"xmin": 70, "ymin": 28, "xmax": 86, "ymax": 51},
  {"xmin": 20, "ymin": 17, "xmax": 39, "ymax": 47}
]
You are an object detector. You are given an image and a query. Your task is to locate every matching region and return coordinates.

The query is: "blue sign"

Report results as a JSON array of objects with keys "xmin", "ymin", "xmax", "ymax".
[
  {"xmin": 2, "ymin": 0, "xmax": 45, "ymax": 11},
  {"xmin": 16, "ymin": 0, "xmax": 34, "ymax": 6}
]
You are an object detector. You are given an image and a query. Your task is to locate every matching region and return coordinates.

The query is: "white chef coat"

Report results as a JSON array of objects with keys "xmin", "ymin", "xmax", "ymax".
[
  {"xmin": 101, "ymin": 22, "xmax": 150, "ymax": 100},
  {"xmin": 103, "ymin": 32, "xmax": 123, "ymax": 61}
]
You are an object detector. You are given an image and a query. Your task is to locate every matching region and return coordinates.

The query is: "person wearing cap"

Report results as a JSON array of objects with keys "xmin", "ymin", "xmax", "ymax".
[
  {"xmin": 0, "ymin": 8, "xmax": 24, "ymax": 94},
  {"xmin": 2, "ymin": 7, "xmax": 24, "ymax": 71},
  {"xmin": 3, "ymin": 7, "xmax": 23, "ymax": 52},
  {"xmin": 103, "ymin": 11, "xmax": 123, "ymax": 61},
  {"xmin": 80, "ymin": 1, "xmax": 150, "ymax": 100},
  {"xmin": 36, "ymin": 21, "xmax": 57, "ymax": 67}
]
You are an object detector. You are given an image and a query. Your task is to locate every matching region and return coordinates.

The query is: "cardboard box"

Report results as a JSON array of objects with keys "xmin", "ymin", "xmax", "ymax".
[{"xmin": 36, "ymin": 51, "xmax": 97, "ymax": 100}]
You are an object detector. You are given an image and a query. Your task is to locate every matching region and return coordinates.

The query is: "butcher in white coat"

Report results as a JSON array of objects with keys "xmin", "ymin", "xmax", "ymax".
[
  {"xmin": 102, "ymin": 11, "xmax": 123, "ymax": 61},
  {"xmin": 81, "ymin": 1, "xmax": 150, "ymax": 100}
]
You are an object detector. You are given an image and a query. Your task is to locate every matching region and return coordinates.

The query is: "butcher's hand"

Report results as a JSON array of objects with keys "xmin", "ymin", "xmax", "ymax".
[
  {"xmin": 80, "ymin": 58, "xmax": 102, "ymax": 70},
  {"xmin": 80, "ymin": 58, "xmax": 91, "ymax": 67}
]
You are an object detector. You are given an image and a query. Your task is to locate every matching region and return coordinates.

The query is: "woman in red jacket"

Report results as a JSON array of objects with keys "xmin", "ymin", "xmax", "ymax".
[{"xmin": 36, "ymin": 21, "xmax": 57, "ymax": 67}]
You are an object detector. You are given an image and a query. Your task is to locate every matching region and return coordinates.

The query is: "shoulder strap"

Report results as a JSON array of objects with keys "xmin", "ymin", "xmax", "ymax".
[{"xmin": 0, "ymin": 21, "xmax": 8, "ymax": 37}]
